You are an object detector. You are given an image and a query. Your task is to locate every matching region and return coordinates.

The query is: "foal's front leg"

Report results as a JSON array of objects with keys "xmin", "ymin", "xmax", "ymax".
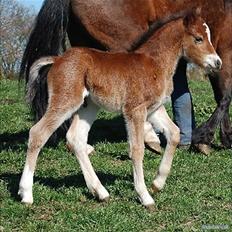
[
  {"xmin": 124, "ymin": 106, "xmax": 155, "ymax": 208},
  {"xmin": 66, "ymin": 102, "xmax": 110, "ymax": 201},
  {"xmin": 147, "ymin": 106, "xmax": 180, "ymax": 192}
]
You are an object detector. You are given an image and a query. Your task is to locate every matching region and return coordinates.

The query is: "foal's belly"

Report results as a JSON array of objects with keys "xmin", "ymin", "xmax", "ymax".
[
  {"xmin": 147, "ymin": 94, "xmax": 171, "ymax": 115},
  {"xmin": 90, "ymin": 93, "xmax": 123, "ymax": 113}
]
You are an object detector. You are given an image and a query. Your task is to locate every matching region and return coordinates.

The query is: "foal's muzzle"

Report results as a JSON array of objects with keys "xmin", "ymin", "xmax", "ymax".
[{"xmin": 204, "ymin": 54, "xmax": 222, "ymax": 72}]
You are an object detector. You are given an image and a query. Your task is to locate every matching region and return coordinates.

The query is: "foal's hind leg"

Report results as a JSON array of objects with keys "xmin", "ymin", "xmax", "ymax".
[
  {"xmin": 144, "ymin": 122, "xmax": 162, "ymax": 154},
  {"xmin": 124, "ymin": 105, "xmax": 154, "ymax": 208},
  {"xmin": 18, "ymin": 96, "xmax": 83, "ymax": 203},
  {"xmin": 18, "ymin": 110, "xmax": 75, "ymax": 203},
  {"xmin": 66, "ymin": 100, "xmax": 110, "ymax": 201},
  {"xmin": 147, "ymin": 106, "xmax": 180, "ymax": 192}
]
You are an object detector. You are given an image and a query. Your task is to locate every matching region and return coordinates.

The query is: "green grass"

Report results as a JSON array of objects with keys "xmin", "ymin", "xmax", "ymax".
[{"xmin": 0, "ymin": 79, "xmax": 231, "ymax": 231}]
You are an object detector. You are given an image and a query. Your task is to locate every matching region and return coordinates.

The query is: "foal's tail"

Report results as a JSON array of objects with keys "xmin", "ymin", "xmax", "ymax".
[{"xmin": 26, "ymin": 57, "xmax": 55, "ymax": 105}]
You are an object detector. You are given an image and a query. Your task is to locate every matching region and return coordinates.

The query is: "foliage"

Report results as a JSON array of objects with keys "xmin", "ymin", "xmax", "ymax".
[
  {"xmin": 0, "ymin": 0, "xmax": 35, "ymax": 79},
  {"xmin": 0, "ymin": 79, "xmax": 231, "ymax": 231}
]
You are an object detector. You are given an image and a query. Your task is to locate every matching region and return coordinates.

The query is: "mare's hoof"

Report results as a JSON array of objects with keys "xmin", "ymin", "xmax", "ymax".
[
  {"xmin": 145, "ymin": 141, "xmax": 162, "ymax": 154},
  {"xmin": 194, "ymin": 143, "xmax": 212, "ymax": 155}
]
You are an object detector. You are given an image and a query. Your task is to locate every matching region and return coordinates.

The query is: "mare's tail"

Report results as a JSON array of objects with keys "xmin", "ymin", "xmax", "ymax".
[{"xmin": 20, "ymin": 0, "xmax": 70, "ymax": 120}]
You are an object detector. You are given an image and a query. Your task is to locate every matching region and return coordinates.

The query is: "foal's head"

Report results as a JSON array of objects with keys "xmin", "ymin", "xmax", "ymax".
[{"xmin": 182, "ymin": 9, "xmax": 222, "ymax": 72}]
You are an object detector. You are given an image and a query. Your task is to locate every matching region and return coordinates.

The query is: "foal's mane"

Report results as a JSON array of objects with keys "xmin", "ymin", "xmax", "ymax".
[{"xmin": 129, "ymin": 9, "xmax": 192, "ymax": 51}]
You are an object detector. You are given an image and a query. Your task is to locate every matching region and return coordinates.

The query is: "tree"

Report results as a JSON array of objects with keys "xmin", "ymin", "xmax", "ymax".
[{"xmin": 0, "ymin": 0, "xmax": 35, "ymax": 79}]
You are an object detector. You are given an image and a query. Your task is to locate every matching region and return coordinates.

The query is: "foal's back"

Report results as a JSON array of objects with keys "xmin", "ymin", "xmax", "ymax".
[{"xmin": 48, "ymin": 48, "xmax": 164, "ymax": 111}]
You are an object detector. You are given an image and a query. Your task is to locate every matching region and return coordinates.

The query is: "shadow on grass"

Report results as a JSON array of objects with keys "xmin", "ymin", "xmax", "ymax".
[
  {"xmin": 88, "ymin": 116, "xmax": 127, "ymax": 145},
  {"xmin": 0, "ymin": 172, "xmax": 131, "ymax": 202},
  {"xmin": 0, "ymin": 115, "xmax": 127, "ymax": 151},
  {"xmin": 0, "ymin": 130, "xmax": 29, "ymax": 151}
]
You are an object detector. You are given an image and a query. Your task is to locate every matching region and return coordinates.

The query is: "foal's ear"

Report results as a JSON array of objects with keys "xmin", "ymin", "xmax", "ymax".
[
  {"xmin": 183, "ymin": 7, "xmax": 201, "ymax": 27},
  {"xmin": 193, "ymin": 7, "xmax": 202, "ymax": 17}
]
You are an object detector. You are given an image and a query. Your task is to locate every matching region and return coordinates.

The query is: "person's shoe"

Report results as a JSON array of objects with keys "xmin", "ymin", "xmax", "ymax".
[{"xmin": 177, "ymin": 144, "xmax": 191, "ymax": 150}]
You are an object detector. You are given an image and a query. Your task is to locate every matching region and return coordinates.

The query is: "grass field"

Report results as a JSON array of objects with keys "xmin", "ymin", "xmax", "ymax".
[{"xmin": 0, "ymin": 79, "xmax": 231, "ymax": 231}]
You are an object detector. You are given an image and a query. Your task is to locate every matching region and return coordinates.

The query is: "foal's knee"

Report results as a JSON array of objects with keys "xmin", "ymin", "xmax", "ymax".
[
  {"xmin": 66, "ymin": 130, "xmax": 76, "ymax": 152},
  {"xmin": 66, "ymin": 130, "xmax": 87, "ymax": 155},
  {"xmin": 28, "ymin": 124, "xmax": 43, "ymax": 148},
  {"xmin": 169, "ymin": 126, "xmax": 180, "ymax": 147}
]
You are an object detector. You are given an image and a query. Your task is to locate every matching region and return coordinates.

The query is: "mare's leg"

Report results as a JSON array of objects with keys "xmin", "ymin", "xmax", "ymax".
[
  {"xmin": 18, "ymin": 103, "xmax": 81, "ymax": 203},
  {"xmin": 218, "ymin": 50, "xmax": 232, "ymax": 148},
  {"xmin": 124, "ymin": 106, "xmax": 154, "ymax": 208},
  {"xmin": 220, "ymin": 104, "xmax": 232, "ymax": 148},
  {"xmin": 192, "ymin": 92, "xmax": 231, "ymax": 150},
  {"xmin": 144, "ymin": 122, "xmax": 162, "ymax": 154},
  {"xmin": 147, "ymin": 106, "xmax": 180, "ymax": 192},
  {"xmin": 66, "ymin": 100, "xmax": 110, "ymax": 201},
  {"xmin": 192, "ymin": 49, "xmax": 232, "ymax": 151}
]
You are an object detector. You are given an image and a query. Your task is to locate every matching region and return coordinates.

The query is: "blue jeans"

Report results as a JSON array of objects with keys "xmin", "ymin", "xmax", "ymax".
[{"xmin": 171, "ymin": 59, "xmax": 195, "ymax": 145}]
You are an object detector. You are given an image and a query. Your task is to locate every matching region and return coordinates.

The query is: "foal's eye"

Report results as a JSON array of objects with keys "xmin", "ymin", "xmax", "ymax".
[{"xmin": 194, "ymin": 37, "xmax": 203, "ymax": 44}]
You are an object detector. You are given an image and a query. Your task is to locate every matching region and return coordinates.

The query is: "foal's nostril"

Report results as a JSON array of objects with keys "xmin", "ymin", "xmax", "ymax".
[{"xmin": 215, "ymin": 59, "xmax": 222, "ymax": 69}]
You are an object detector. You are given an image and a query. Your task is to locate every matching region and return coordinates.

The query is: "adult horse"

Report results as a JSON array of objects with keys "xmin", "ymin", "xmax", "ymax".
[{"xmin": 20, "ymin": 0, "xmax": 232, "ymax": 152}]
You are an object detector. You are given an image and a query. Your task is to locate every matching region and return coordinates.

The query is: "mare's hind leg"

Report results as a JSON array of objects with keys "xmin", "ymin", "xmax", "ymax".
[
  {"xmin": 124, "ymin": 105, "xmax": 154, "ymax": 208},
  {"xmin": 147, "ymin": 106, "xmax": 180, "ymax": 192},
  {"xmin": 66, "ymin": 100, "xmax": 110, "ymax": 201}
]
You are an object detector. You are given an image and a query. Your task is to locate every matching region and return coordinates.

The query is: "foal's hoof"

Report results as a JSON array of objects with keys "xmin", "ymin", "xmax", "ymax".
[
  {"xmin": 18, "ymin": 189, "xmax": 33, "ymax": 204},
  {"xmin": 66, "ymin": 142, "xmax": 73, "ymax": 153},
  {"xmin": 145, "ymin": 204, "xmax": 156, "ymax": 212},
  {"xmin": 151, "ymin": 184, "xmax": 160, "ymax": 193},
  {"xmin": 100, "ymin": 196, "xmax": 110, "ymax": 203},
  {"xmin": 194, "ymin": 143, "xmax": 212, "ymax": 155},
  {"xmin": 94, "ymin": 187, "xmax": 110, "ymax": 203},
  {"xmin": 145, "ymin": 141, "xmax": 162, "ymax": 154}
]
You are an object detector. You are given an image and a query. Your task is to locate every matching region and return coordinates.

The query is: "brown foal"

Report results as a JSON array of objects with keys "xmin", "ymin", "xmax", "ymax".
[{"xmin": 19, "ymin": 12, "xmax": 221, "ymax": 208}]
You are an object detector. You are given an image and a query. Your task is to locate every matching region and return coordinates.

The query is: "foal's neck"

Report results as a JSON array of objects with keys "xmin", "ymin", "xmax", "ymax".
[{"xmin": 137, "ymin": 19, "xmax": 184, "ymax": 79}]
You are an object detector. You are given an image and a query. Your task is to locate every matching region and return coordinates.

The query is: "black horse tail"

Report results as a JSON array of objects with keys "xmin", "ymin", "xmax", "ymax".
[
  {"xmin": 20, "ymin": 0, "xmax": 70, "ymax": 119},
  {"xmin": 20, "ymin": 0, "xmax": 70, "ymax": 143},
  {"xmin": 20, "ymin": 0, "xmax": 70, "ymax": 82}
]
